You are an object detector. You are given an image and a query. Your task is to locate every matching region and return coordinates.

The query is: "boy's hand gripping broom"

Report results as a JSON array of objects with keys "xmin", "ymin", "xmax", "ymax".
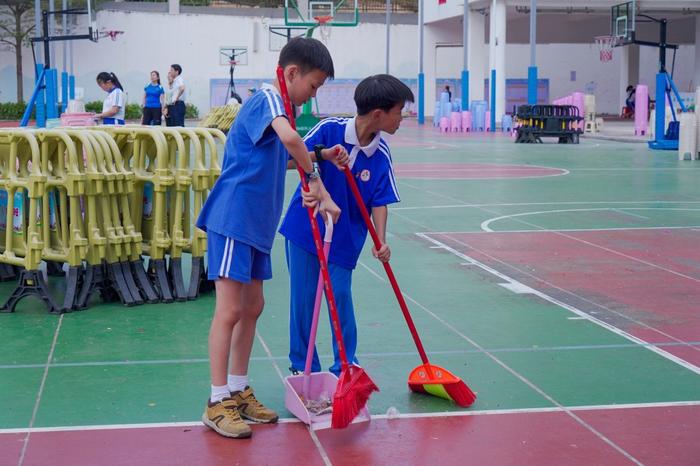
[
  {"xmin": 276, "ymin": 66, "xmax": 379, "ymax": 428},
  {"xmin": 342, "ymin": 165, "xmax": 477, "ymax": 407}
]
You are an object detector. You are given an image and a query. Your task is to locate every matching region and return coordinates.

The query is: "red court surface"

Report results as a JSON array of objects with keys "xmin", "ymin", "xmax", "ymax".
[
  {"xmin": 5, "ymin": 405, "xmax": 699, "ymax": 466},
  {"xmin": 393, "ymin": 163, "xmax": 567, "ymax": 179},
  {"xmin": 426, "ymin": 228, "xmax": 700, "ymax": 368}
]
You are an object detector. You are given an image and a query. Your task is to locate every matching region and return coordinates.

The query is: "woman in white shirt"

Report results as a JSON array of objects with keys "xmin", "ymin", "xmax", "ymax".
[{"xmin": 95, "ymin": 72, "xmax": 126, "ymax": 125}]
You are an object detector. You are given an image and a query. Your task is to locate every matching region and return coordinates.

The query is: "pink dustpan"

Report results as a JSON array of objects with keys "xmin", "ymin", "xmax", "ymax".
[{"xmin": 283, "ymin": 213, "xmax": 370, "ymax": 429}]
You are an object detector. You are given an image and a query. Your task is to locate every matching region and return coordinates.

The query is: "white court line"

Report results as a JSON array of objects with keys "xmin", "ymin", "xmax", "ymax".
[
  {"xmin": 395, "ymin": 181, "xmax": 700, "ymax": 357},
  {"xmin": 418, "ymin": 233, "xmax": 700, "ymax": 376},
  {"xmin": 355, "ymin": 262, "xmax": 643, "ymax": 465},
  {"xmin": 612, "ymin": 208, "xmax": 650, "ymax": 220},
  {"xmin": 481, "ymin": 208, "xmax": 700, "ymax": 232},
  {"xmin": 449, "ymin": 225, "xmax": 700, "ymax": 234},
  {"xmin": 393, "ymin": 201, "xmax": 700, "ymax": 212},
  {"xmin": 3, "ymin": 341, "xmax": 699, "ymax": 371},
  {"xmin": 255, "ymin": 331, "xmax": 332, "ymax": 466},
  {"xmin": 3, "ymin": 400, "xmax": 697, "ymax": 435},
  {"xmin": 18, "ymin": 315, "xmax": 65, "ymax": 466}
]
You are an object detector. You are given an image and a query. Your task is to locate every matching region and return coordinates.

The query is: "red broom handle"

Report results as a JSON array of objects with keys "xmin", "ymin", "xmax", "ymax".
[
  {"xmin": 342, "ymin": 167, "xmax": 431, "ymax": 366},
  {"xmin": 276, "ymin": 66, "xmax": 350, "ymax": 371}
]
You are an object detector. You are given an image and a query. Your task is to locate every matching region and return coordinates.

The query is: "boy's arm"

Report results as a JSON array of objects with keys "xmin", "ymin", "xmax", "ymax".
[
  {"xmin": 271, "ymin": 117, "xmax": 341, "ymax": 222},
  {"xmin": 370, "ymin": 205, "xmax": 391, "ymax": 262}
]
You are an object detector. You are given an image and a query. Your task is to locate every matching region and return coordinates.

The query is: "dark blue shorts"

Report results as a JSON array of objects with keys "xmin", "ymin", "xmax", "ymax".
[{"xmin": 207, "ymin": 231, "xmax": 272, "ymax": 282}]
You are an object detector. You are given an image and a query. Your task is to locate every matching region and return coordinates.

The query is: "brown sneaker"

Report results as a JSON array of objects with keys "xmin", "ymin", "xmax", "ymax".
[
  {"xmin": 230, "ymin": 386, "xmax": 279, "ymax": 424},
  {"xmin": 202, "ymin": 397, "xmax": 252, "ymax": 439}
]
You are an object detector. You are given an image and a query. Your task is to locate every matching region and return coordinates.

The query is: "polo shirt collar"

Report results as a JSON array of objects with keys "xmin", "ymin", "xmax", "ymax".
[{"xmin": 345, "ymin": 116, "xmax": 381, "ymax": 169}]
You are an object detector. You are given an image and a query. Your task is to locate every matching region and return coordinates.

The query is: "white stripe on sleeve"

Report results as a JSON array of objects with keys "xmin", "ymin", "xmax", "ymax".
[
  {"xmin": 263, "ymin": 90, "xmax": 282, "ymax": 118},
  {"xmin": 378, "ymin": 146, "xmax": 401, "ymax": 202}
]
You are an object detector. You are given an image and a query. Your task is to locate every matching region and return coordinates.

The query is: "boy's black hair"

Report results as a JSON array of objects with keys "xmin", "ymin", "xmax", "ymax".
[
  {"xmin": 171, "ymin": 64, "xmax": 182, "ymax": 75},
  {"xmin": 279, "ymin": 37, "xmax": 334, "ymax": 78},
  {"xmin": 354, "ymin": 74, "xmax": 414, "ymax": 116}
]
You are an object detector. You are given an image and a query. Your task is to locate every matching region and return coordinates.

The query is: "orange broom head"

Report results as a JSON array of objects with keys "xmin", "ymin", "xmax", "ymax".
[
  {"xmin": 331, "ymin": 365, "xmax": 379, "ymax": 429},
  {"xmin": 408, "ymin": 363, "xmax": 477, "ymax": 408}
]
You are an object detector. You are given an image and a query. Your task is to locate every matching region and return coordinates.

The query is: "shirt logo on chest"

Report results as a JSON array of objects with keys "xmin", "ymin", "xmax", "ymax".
[{"xmin": 359, "ymin": 169, "xmax": 371, "ymax": 182}]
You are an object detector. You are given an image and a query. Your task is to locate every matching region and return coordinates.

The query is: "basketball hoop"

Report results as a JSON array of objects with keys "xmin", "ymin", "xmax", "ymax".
[
  {"xmin": 99, "ymin": 30, "xmax": 124, "ymax": 41},
  {"xmin": 314, "ymin": 15, "xmax": 333, "ymax": 42},
  {"xmin": 594, "ymin": 35, "xmax": 618, "ymax": 63}
]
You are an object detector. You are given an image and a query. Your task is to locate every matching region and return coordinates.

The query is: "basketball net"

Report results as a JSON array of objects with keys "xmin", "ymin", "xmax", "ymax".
[
  {"xmin": 314, "ymin": 15, "xmax": 333, "ymax": 42},
  {"xmin": 99, "ymin": 30, "xmax": 124, "ymax": 41},
  {"xmin": 594, "ymin": 35, "xmax": 618, "ymax": 63}
]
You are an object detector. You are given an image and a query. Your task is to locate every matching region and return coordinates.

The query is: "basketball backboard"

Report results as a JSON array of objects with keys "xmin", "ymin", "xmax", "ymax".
[
  {"xmin": 284, "ymin": 0, "xmax": 359, "ymax": 27},
  {"xmin": 219, "ymin": 47, "xmax": 248, "ymax": 66},
  {"xmin": 611, "ymin": 1, "xmax": 636, "ymax": 45}
]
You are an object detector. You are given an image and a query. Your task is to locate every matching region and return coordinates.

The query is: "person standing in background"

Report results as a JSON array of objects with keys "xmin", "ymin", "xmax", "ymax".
[
  {"xmin": 142, "ymin": 70, "xmax": 165, "ymax": 125},
  {"xmin": 168, "ymin": 64, "xmax": 186, "ymax": 126},
  {"xmin": 95, "ymin": 72, "xmax": 126, "ymax": 125},
  {"xmin": 164, "ymin": 73, "xmax": 175, "ymax": 126}
]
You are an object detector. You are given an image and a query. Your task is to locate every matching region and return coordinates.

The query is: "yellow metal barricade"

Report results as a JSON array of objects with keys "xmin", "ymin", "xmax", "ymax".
[
  {"xmin": 35, "ymin": 129, "xmax": 88, "ymax": 311},
  {"xmin": 0, "ymin": 129, "xmax": 56, "ymax": 313},
  {"xmin": 99, "ymin": 126, "xmax": 174, "ymax": 302}
]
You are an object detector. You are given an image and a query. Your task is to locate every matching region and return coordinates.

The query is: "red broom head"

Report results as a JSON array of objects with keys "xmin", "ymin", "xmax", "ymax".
[
  {"xmin": 331, "ymin": 366, "xmax": 379, "ymax": 429},
  {"xmin": 444, "ymin": 380, "xmax": 477, "ymax": 407}
]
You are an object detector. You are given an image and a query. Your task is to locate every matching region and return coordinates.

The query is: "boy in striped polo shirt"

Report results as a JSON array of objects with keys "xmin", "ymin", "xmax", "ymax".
[{"xmin": 280, "ymin": 74, "xmax": 414, "ymax": 377}]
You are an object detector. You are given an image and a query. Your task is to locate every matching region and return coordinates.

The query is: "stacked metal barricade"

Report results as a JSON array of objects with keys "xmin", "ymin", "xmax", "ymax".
[
  {"xmin": 0, "ymin": 126, "xmax": 225, "ymax": 314},
  {"xmin": 514, "ymin": 105, "xmax": 583, "ymax": 144}
]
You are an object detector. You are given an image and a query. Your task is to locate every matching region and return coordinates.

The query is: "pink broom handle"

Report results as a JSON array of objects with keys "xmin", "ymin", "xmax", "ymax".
[{"xmin": 303, "ymin": 213, "xmax": 334, "ymax": 398}]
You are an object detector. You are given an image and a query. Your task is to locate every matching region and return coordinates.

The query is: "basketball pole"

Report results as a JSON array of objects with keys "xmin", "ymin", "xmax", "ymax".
[
  {"xmin": 527, "ymin": 0, "xmax": 537, "ymax": 105},
  {"xmin": 417, "ymin": 0, "xmax": 424, "ymax": 125},
  {"xmin": 461, "ymin": 0, "xmax": 468, "ymax": 112}
]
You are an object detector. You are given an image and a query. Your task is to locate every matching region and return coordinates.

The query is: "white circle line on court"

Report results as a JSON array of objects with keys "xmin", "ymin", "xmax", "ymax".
[
  {"xmin": 394, "ymin": 163, "xmax": 570, "ymax": 180},
  {"xmin": 2, "ymin": 400, "xmax": 698, "ymax": 435},
  {"xmin": 481, "ymin": 207, "xmax": 700, "ymax": 232},
  {"xmin": 391, "ymin": 201, "xmax": 700, "ymax": 212}
]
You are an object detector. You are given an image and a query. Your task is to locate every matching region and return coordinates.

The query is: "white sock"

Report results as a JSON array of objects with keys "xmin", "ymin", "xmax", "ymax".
[
  {"xmin": 210, "ymin": 384, "xmax": 230, "ymax": 403},
  {"xmin": 228, "ymin": 374, "xmax": 248, "ymax": 393}
]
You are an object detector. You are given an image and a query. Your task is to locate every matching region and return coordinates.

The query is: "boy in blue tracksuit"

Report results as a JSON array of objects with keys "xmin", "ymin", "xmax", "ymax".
[
  {"xmin": 280, "ymin": 74, "xmax": 414, "ymax": 375},
  {"xmin": 196, "ymin": 37, "xmax": 343, "ymax": 440}
]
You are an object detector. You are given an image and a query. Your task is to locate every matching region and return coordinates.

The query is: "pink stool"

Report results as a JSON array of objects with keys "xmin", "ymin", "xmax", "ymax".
[
  {"xmin": 461, "ymin": 111, "xmax": 472, "ymax": 132},
  {"xmin": 439, "ymin": 117, "xmax": 449, "ymax": 133},
  {"xmin": 635, "ymin": 84, "xmax": 649, "ymax": 136},
  {"xmin": 450, "ymin": 112, "xmax": 461, "ymax": 132},
  {"xmin": 60, "ymin": 112, "xmax": 97, "ymax": 126},
  {"xmin": 485, "ymin": 111, "xmax": 491, "ymax": 131}
]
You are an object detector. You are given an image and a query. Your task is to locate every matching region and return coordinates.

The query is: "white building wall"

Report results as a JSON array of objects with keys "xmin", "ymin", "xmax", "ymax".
[
  {"xmin": 0, "ymin": 8, "xmax": 418, "ymax": 114},
  {"xmin": 0, "ymin": 4, "xmax": 696, "ymax": 116}
]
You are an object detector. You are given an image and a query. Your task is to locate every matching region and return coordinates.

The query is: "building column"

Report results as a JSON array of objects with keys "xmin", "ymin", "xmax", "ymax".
[
  {"xmin": 169, "ymin": 0, "xmax": 179, "ymax": 15},
  {"xmin": 489, "ymin": 0, "xmax": 506, "ymax": 129},
  {"xmin": 619, "ymin": 45, "xmax": 629, "ymax": 113},
  {"xmin": 468, "ymin": 9, "xmax": 487, "ymax": 105},
  {"xmin": 695, "ymin": 14, "xmax": 700, "ymax": 90}
]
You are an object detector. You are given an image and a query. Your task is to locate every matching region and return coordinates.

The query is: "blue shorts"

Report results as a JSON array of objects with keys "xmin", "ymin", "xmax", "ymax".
[
  {"xmin": 207, "ymin": 231, "xmax": 272, "ymax": 282},
  {"xmin": 102, "ymin": 118, "xmax": 125, "ymax": 125}
]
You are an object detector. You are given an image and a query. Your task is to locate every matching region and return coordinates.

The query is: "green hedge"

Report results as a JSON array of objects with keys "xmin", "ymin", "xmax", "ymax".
[
  {"xmin": 0, "ymin": 100, "xmax": 200, "ymax": 122},
  {"xmin": 87, "ymin": 100, "xmax": 199, "ymax": 120},
  {"xmin": 185, "ymin": 103, "xmax": 199, "ymax": 119},
  {"xmin": 0, "ymin": 102, "xmax": 34, "ymax": 120}
]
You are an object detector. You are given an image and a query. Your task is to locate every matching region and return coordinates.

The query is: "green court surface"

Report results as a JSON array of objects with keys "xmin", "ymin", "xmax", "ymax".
[{"xmin": 1, "ymin": 123, "xmax": 699, "ymax": 464}]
